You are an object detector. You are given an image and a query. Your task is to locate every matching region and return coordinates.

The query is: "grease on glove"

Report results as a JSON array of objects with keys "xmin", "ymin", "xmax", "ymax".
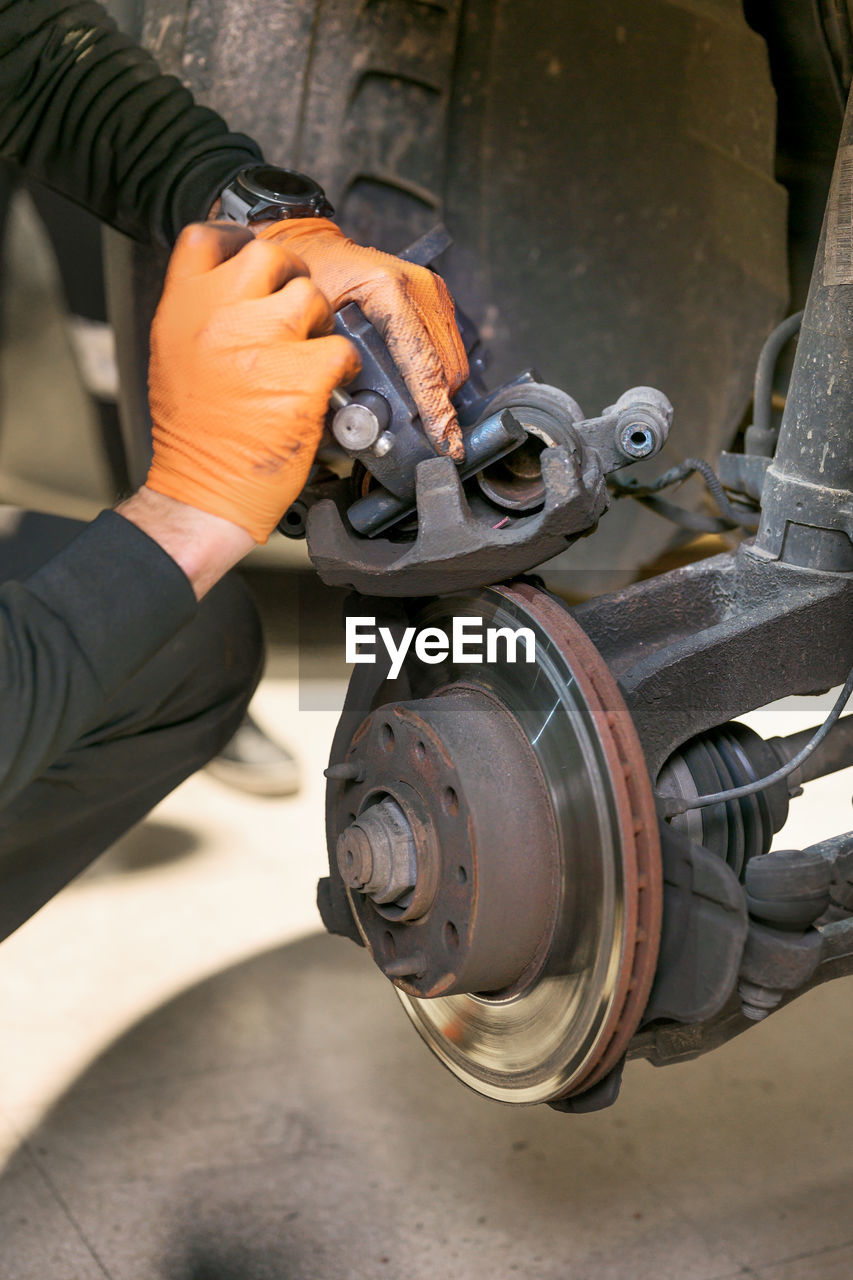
[
  {"xmin": 256, "ymin": 218, "xmax": 468, "ymax": 461},
  {"xmin": 146, "ymin": 222, "xmax": 360, "ymax": 542}
]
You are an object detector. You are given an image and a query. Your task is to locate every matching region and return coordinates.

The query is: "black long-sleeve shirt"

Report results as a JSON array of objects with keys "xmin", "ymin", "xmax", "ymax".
[
  {"xmin": 0, "ymin": 0, "xmax": 262, "ymax": 244},
  {"xmin": 0, "ymin": 1, "xmax": 261, "ymax": 810},
  {"xmin": 0, "ymin": 514, "xmax": 196, "ymax": 809}
]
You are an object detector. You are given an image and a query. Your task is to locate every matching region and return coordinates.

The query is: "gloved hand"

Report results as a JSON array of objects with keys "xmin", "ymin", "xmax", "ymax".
[
  {"xmin": 255, "ymin": 218, "xmax": 469, "ymax": 461},
  {"xmin": 146, "ymin": 222, "xmax": 360, "ymax": 543}
]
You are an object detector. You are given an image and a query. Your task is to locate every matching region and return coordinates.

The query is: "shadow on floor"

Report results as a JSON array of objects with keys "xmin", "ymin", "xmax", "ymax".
[
  {"xmin": 77, "ymin": 820, "xmax": 203, "ymax": 880},
  {"xmin": 3, "ymin": 932, "xmax": 853, "ymax": 1280}
]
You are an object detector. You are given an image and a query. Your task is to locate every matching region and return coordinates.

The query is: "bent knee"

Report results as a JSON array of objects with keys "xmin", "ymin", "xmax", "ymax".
[{"xmin": 190, "ymin": 572, "xmax": 265, "ymax": 712}]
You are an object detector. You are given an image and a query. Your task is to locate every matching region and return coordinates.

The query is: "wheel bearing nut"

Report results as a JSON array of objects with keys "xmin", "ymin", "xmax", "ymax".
[{"xmin": 336, "ymin": 798, "xmax": 418, "ymax": 906}]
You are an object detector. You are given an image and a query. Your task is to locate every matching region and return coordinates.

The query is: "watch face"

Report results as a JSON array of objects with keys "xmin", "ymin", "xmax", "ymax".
[
  {"xmin": 239, "ymin": 166, "xmax": 320, "ymax": 203},
  {"xmin": 222, "ymin": 165, "xmax": 333, "ymax": 223}
]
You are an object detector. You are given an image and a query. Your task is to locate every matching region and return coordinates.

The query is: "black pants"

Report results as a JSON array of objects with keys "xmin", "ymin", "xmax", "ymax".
[{"xmin": 0, "ymin": 512, "xmax": 265, "ymax": 942}]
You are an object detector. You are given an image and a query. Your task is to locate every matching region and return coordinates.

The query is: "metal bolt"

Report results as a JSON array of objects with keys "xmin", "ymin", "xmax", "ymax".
[
  {"xmin": 324, "ymin": 761, "xmax": 366, "ymax": 783},
  {"xmin": 331, "ymin": 398, "xmax": 382, "ymax": 453},
  {"xmin": 618, "ymin": 419, "xmax": 656, "ymax": 459},
  {"xmin": 612, "ymin": 386, "xmax": 673, "ymax": 461},
  {"xmin": 336, "ymin": 827, "xmax": 374, "ymax": 890},
  {"xmin": 336, "ymin": 797, "xmax": 417, "ymax": 905},
  {"xmin": 373, "ymin": 430, "xmax": 396, "ymax": 458}
]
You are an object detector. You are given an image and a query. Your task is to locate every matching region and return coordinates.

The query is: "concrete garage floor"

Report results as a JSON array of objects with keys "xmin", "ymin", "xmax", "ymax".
[{"xmin": 1, "ymin": 194, "xmax": 853, "ymax": 1279}]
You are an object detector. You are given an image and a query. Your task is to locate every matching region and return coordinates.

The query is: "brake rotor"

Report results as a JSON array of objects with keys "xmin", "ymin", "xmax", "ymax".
[{"xmin": 328, "ymin": 581, "xmax": 662, "ymax": 1104}]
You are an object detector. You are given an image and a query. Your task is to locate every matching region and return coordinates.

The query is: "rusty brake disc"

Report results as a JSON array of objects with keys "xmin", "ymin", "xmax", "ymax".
[{"xmin": 329, "ymin": 581, "xmax": 662, "ymax": 1104}]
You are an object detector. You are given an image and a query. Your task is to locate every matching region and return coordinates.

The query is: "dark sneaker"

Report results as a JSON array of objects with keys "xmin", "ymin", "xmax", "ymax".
[{"xmin": 206, "ymin": 712, "xmax": 301, "ymax": 797}]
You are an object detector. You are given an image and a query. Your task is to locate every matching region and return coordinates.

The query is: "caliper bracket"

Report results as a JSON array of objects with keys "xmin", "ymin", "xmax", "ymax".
[{"xmin": 307, "ymin": 443, "xmax": 608, "ymax": 596}]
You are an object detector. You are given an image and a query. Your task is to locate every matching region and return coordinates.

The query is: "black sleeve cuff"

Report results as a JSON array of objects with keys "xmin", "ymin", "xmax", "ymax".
[
  {"xmin": 24, "ymin": 509, "xmax": 197, "ymax": 696},
  {"xmin": 164, "ymin": 145, "xmax": 262, "ymax": 244}
]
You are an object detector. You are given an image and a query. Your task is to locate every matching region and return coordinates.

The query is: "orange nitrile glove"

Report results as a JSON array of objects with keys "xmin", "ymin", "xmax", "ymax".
[
  {"xmin": 255, "ymin": 218, "xmax": 469, "ymax": 461},
  {"xmin": 146, "ymin": 222, "xmax": 361, "ymax": 543}
]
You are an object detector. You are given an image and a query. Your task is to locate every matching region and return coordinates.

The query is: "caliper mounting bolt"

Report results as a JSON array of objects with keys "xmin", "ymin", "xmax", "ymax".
[
  {"xmin": 329, "ymin": 389, "xmax": 391, "ymax": 454},
  {"xmin": 618, "ymin": 420, "xmax": 657, "ymax": 459},
  {"xmin": 613, "ymin": 386, "xmax": 673, "ymax": 460}
]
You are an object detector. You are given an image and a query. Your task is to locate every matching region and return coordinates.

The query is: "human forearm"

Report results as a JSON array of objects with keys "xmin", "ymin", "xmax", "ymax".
[
  {"xmin": 115, "ymin": 487, "xmax": 255, "ymax": 601},
  {"xmin": 0, "ymin": 0, "xmax": 261, "ymax": 245},
  {"xmin": 0, "ymin": 483, "xmax": 256, "ymax": 812},
  {"xmin": 0, "ymin": 511, "xmax": 196, "ymax": 809}
]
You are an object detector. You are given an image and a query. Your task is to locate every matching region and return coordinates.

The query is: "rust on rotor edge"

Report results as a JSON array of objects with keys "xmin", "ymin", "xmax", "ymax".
[{"xmin": 496, "ymin": 581, "xmax": 664, "ymax": 1098}]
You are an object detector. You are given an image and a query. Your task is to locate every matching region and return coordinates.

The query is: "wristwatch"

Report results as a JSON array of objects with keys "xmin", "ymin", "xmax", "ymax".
[{"xmin": 218, "ymin": 165, "xmax": 334, "ymax": 225}]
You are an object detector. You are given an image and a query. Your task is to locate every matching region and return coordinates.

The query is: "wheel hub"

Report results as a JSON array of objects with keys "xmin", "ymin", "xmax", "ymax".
[
  {"xmin": 334, "ymin": 687, "xmax": 560, "ymax": 997},
  {"xmin": 326, "ymin": 582, "xmax": 663, "ymax": 1103}
]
